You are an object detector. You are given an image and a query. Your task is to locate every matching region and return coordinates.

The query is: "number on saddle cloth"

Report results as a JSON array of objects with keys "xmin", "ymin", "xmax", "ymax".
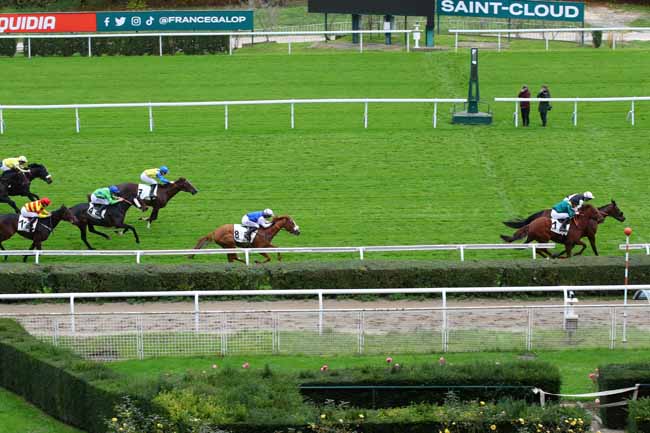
[
  {"xmin": 233, "ymin": 224, "xmax": 257, "ymax": 245},
  {"xmin": 138, "ymin": 184, "xmax": 157, "ymax": 201},
  {"xmin": 550, "ymin": 218, "xmax": 569, "ymax": 236},
  {"xmin": 17, "ymin": 215, "xmax": 36, "ymax": 233},
  {"xmin": 87, "ymin": 204, "xmax": 107, "ymax": 221}
]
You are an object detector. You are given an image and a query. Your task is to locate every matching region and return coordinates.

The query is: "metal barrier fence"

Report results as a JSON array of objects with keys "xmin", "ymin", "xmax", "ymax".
[
  {"xmin": 449, "ymin": 27, "xmax": 650, "ymax": 52},
  {"xmin": 494, "ymin": 96, "xmax": 648, "ymax": 127},
  {"xmin": 620, "ymin": 243, "xmax": 650, "ymax": 255},
  {"xmin": 0, "ymin": 243, "xmax": 554, "ymax": 264},
  {"xmin": 0, "ymin": 97, "xmax": 465, "ymax": 134},
  {"xmin": 4, "ymin": 303, "xmax": 648, "ymax": 361}
]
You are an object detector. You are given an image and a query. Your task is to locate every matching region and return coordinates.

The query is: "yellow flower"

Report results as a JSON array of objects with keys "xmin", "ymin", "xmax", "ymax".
[
  {"xmin": 480, "ymin": 401, "xmax": 486, "ymax": 406},
  {"xmin": 490, "ymin": 425, "xmax": 497, "ymax": 431},
  {"xmin": 320, "ymin": 414, "xmax": 326, "ymax": 419},
  {"xmin": 519, "ymin": 418, "xmax": 525, "ymax": 424},
  {"xmin": 338, "ymin": 419, "xmax": 344, "ymax": 423},
  {"xmin": 570, "ymin": 419, "xmax": 577, "ymax": 426},
  {"xmin": 157, "ymin": 423, "xmax": 163, "ymax": 428},
  {"xmin": 111, "ymin": 418, "xmax": 118, "ymax": 423},
  {"xmin": 358, "ymin": 414, "xmax": 365, "ymax": 419},
  {"xmin": 444, "ymin": 429, "xmax": 450, "ymax": 433}
]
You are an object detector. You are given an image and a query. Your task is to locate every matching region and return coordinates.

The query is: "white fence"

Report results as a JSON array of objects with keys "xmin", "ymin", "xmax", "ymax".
[
  {"xmin": 0, "ymin": 242, "xmax": 554, "ymax": 264},
  {"xmin": 0, "ymin": 97, "xmax": 466, "ymax": 134},
  {"xmin": 0, "ymin": 29, "xmax": 413, "ymax": 58},
  {"xmin": 620, "ymin": 243, "xmax": 650, "ymax": 255},
  {"xmin": 449, "ymin": 27, "xmax": 650, "ymax": 52},
  {"xmin": 2, "ymin": 284, "xmax": 647, "ymax": 359},
  {"xmin": 493, "ymin": 96, "xmax": 648, "ymax": 127}
]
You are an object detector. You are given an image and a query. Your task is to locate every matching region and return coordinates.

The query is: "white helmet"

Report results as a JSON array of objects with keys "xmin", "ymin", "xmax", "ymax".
[
  {"xmin": 263, "ymin": 208, "xmax": 274, "ymax": 217},
  {"xmin": 18, "ymin": 155, "xmax": 27, "ymax": 163},
  {"xmin": 584, "ymin": 191, "xmax": 594, "ymax": 200}
]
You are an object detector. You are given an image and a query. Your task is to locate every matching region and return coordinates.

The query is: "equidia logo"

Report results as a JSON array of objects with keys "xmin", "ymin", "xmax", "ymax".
[{"xmin": 0, "ymin": 15, "xmax": 56, "ymax": 33}]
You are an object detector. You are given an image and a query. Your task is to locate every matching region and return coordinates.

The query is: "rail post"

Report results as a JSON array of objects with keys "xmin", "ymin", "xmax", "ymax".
[
  {"xmin": 544, "ymin": 33, "xmax": 549, "ymax": 51},
  {"xmin": 609, "ymin": 307, "xmax": 616, "ymax": 349},
  {"xmin": 318, "ymin": 291, "xmax": 323, "ymax": 335},
  {"xmin": 224, "ymin": 105, "xmax": 229, "ymax": 130},
  {"xmin": 75, "ymin": 108, "xmax": 80, "ymax": 133},
  {"xmin": 159, "ymin": 35, "xmax": 163, "ymax": 57},
  {"xmin": 459, "ymin": 245, "xmax": 465, "ymax": 261},
  {"xmin": 360, "ymin": 32, "xmax": 363, "ymax": 53},
  {"xmin": 455, "ymin": 32, "xmax": 459, "ymax": 52},
  {"xmin": 497, "ymin": 33, "xmax": 501, "ymax": 52},
  {"xmin": 629, "ymin": 101, "xmax": 635, "ymax": 126},
  {"xmin": 290, "ymin": 103, "xmax": 295, "ymax": 129},
  {"xmin": 35, "ymin": 250, "xmax": 40, "ymax": 264},
  {"xmin": 0, "ymin": 109, "xmax": 4, "ymax": 135},
  {"xmin": 612, "ymin": 32, "xmax": 616, "ymax": 50},
  {"xmin": 228, "ymin": 35, "xmax": 233, "ymax": 55},
  {"xmin": 88, "ymin": 36, "xmax": 92, "ymax": 57},
  {"xmin": 364, "ymin": 102, "xmax": 368, "ymax": 129},
  {"xmin": 406, "ymin": 32, "xmax": 410, "ymax": 52},
  {"xmin": 514, "ymin": 102, "xmax": 519, "ymax": 127},
  {"xmin": 28, "ymin": 37, "xmax": 31, "ymax": 59},
  {"xmin": 148, "ymin": 104, "xmax": 154, "ymax": 132},
  {"xmin": 623, "ymin": 227, "xmax": 632, "ymax": 343},
  {"xmin": 359, "ymin": 247, "xmax": 365, "ymax": 260},
  {"xmin": 288, "ymin": 41, "xmax": 292, "ymax": 55},
  {"xmin": 433, "ymin": 102, "xmax": 438, "ymax": 128},
  {"xmin": 358, "ymin": 310, "xmax": 365, "ymax": 354},
  {"xmin": 70, "ymin": 295, "xmax": 76, "ymax": 334},
  {"xmin": 572, "ymin": 101, "xmax": 578, "ymax": 126},
  {"xmin": 244, "ymin": 249, "xmax": 250, "ymax": 265},
  {"xmin": 532, "ymin": 244, "xmax": 537, "ymax": 260},
  {"xmin": 136, "ymin": 251, "xmax": 142, "ymax": 264},
  {"xmin": 442, "ymin": 289, "xmax": 448, "ymax": 352},
  {"xmin": 194, "ymin": 292, "xmax": 200, "ymax": 333},
  {"xmin": 526, "ymin": 308, "xmax": 533, "ymax": 351}
]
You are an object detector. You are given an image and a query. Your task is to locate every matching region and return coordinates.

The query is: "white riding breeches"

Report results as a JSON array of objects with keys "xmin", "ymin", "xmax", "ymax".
[
  {"xmin": 90, "ymin": 194, "xmax": 110, "ymax": 206},
  {"xmin": 20, "ymin": 208, "xmax": 38, "ymax": 218},
  {"xmin": 0, "ymin": 164, "xmax": 10, "ymax": 172},
  {"xmin": 241, "ymin": 215, "xmax": 259, "ymax": 229},
  {"xmin": 551, "ymin": 209, "xmax": 570, "ymax": 220},
  {"xmin": 140, "ymin": 173, "xmax": 157, "ymax": 185}
]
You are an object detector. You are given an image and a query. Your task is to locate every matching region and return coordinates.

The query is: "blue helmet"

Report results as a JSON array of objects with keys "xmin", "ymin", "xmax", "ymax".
[
  {"xmin": 159, "ymin": 165, "xmax": 169, "ymax": 174},
  {"xmin": 109, "ymin": 185, "xmax": 119, "ymax": 194}
]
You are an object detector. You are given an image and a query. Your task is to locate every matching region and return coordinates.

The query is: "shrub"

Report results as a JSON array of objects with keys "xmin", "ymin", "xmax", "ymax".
[
  {"xmin": 0, "ymin": 38, "xmax": 17, "ymax": 57},
  {"xmin": 592, "ymin": 31, "xmax": 603, "ymax": 48},
  {"xmin": 598, "ymin": 363, "xmax": 650, "ymax": 429},
  {"xmin": 629, "ymin": 398, "xmax": 650, "ymax": 433}
]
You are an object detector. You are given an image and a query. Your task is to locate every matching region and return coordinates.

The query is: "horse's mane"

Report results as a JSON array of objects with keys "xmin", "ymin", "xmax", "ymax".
[
  {"xmin": 272, "ymin": 215, "xmax": 291, "ymax": 222},
  {"xmin": 28, "ymin": 163, "xmax": 44, "ymax": 169}
]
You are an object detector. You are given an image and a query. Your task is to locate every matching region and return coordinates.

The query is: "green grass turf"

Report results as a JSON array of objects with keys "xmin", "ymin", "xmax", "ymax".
[
  {"xmin": 0, "ymin": 387, "xmax": 85, "ymax": 433},
  {"xmin": 0, "ymin": 48, "xmax": 648, "ymax": 263},
  {"xmin": 107, "ymin": 348, "xmax": 650, "ymax": 394}
]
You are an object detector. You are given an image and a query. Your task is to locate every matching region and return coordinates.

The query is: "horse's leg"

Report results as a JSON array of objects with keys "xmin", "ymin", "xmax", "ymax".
[
  {"xmin": 587, "ymin": 234, "xmax": 599, "ymax": 256},
  {"xmin": 146, "ymin": 207, "xmax": 160, "ymax": 229},
  {"xmin": 573, "ymin": 239, "xmax": 588, "ymax": 256},
  {"xmin": 79, "ymin": 224, "xmax": 94, "ymax": 250},
  {"xmin": 267, "ymin": 243, "xmax": 282, "ymax": 262},
  {"xmin": 0, "ymin": 242, "xmax": 6, "ymax": 262},
  {"xmin": 26, "ymin": 191, "xmax": 39, "ymax": 201},
  {"xmin": 116, "ymin": 223, "xmax": 140, "ymax": 244},
  {"xmin": 23, "ymin": 241, "xmax": 36, "ymax": 263},
  {"xmin": 228, "ymin": 253, "xmax": 246, "ymax": 263},
  {"xmin": 88, "ymin": 224, "xmax": 111, "ymax": 240},
  {"xmin": 255, "ymin": 252, "xmax": 272, "ymax": 264}
]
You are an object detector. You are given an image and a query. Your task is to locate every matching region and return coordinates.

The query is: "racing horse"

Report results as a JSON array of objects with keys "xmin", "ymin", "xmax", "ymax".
[
  {"xmin": 0, "ymin": 205, "xmax": 76, "ymax": 262},
  {"xmin": 0, "ymin": 163, "xmax": 53, "ymax": 213},
  {"xmin": 116, "ymin": 178, "xmax": 198, "ymax": 228},
  {"xmin": 500, "ymin": 204, "xmax": 604, "ymax": 258},
  {"xmin": 70, "ymin": 198, "xmax": 146, "ymax": 250},
  {"xmin": 503, "ymin": 200, "xmax": 625, "ymax": 256},
  {"xmin": 190, "ymin": 215, "xmax": 301, "ymax": 263}
]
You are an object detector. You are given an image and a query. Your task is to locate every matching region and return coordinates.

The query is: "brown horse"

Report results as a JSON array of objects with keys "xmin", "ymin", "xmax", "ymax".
[
  {"xmin": 116, "ymin": 178, "xmax": 198, "ymax": 228},
  {"xmin": 0, "ymin": 205, "xmax": 77, "ymax": 262},
  {"xmin": 503, "ymin": 200, "xmax": 625, "ymax": 256},
  {"xmin": 500, "ymin": 204, "xmax": 604, "ymax": 258},
  {"xmin": 190, "ymin": 215, "xmax": 301, "ymax": 263}
]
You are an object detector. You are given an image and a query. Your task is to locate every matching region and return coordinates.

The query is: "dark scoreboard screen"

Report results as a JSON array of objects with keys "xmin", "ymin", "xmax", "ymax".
[{"xmin": 308, "ymin": 0, "xmax": 434, "ymax": 17}]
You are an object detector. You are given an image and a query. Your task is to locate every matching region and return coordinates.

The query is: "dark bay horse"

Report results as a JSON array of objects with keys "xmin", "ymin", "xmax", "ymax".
[
  {"xmin": 70, "ymin": 199, "xmax": 146, "ymax": 249},
  {"xmin": 500, "ymin": 204, "xmax": 604, "ymax": 258},
  {"xmin": 503, "ymin": 200, "xmax": 625, "ymax": 256},
  {"xmin": 116, "ymin": 178, "xmax": 198, "ymax": 228},
  {"xmin": 0, "ymin": 163, "xmax": 53, "ymax": 213},
  {"xmin": 190, "ymin": 216, "xmax": 301, "ymax": 263},
  {"xmin": 0, "ymin": 205, "xmax": 76, "ymax": 262}
]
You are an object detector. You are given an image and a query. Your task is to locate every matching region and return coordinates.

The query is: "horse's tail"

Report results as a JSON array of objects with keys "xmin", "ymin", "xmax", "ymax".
[
  {"xmin": 188, "ymin": 232, "xmax": 215, "ymax": 259},
  {"xmin": 503, "ymin": 210, "xmax": 545, "ymax": 229},
  {"xmin": 500, "ymin": 226, "xmax": 528, "ymax": 243}
]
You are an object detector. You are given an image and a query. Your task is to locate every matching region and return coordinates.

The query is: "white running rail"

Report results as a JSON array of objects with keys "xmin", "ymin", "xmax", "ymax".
[
  {"xmin": 619, "ymin": 243, "xmax": 650, "ymax": 255},
  {"xmin": 449, "ymin": 27, "xmax": 650, "ymax": 52},
  {"xmin": 0, "ymin": 29, "xmax": 414, "ymax": 58},
  {"xmin": 0, "ymin": 243, "xmax": 555, "ymax": 264},
  {"xmin": 0, "ymin": 97, "xmax": 466, "ymax": 134},
  {"xmin": 494, "ymin": 96, "xmax": 649, "ymax": 127}
]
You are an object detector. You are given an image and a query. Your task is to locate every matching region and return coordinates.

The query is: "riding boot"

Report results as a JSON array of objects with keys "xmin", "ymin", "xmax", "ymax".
[
  {"xmin": 561, "ymin": 219, "xmax": 570, "ymax": 233},
  {"xmin": 245, "ymin": 227, "xmax": 254, "ymax": 243}
]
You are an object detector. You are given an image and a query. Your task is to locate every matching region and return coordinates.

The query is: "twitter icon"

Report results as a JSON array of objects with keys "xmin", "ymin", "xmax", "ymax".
[{"xmin": 115, "ymin": 17, "xmax": 126, "ymax": 26}]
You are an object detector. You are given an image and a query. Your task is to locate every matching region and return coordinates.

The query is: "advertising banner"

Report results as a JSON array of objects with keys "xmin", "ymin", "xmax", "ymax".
[
  {"xmin": 96, "ymin": 10, "xmax": 254, "ymax": 32},
  {"xmin": 0, "ymin": 12, "xmax": 96, "ymax": 33},
  {"xmin": 436, "ymin": 0, "xmax": 584, "ymax": 22}
]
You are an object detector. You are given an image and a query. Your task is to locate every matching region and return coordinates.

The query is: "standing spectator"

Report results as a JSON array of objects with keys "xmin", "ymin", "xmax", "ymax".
[
  {"xmin": 537, "ymin": 85, "xmax": 552, "ymax": 127},
  {"xmin": 518, "ymin": 85, "xmax": 531, "ymax": 126}
]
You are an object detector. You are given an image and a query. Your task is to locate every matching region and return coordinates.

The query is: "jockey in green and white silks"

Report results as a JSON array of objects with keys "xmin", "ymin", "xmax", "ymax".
[{"xmin": 551, "ymin": 200, "xmax": 577, "ymax": 232}]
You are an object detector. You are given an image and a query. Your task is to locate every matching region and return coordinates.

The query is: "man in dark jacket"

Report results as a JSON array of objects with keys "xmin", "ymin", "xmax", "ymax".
[
  {"xmin": 537, "ymin": 85, "xmax": 551, "ymax": 127},
  {"xmin": 518, "ymin": 85, "xmax": 531, "ymax": 126}
]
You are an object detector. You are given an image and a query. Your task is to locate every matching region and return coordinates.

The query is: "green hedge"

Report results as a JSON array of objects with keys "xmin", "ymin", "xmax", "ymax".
[
  {"xmin": 299, "ymin": 361, "xmax": 560, "ymax": 408},
  {"xmin": 598, "ymin": 363, "xmax": 650, "ymax": 429},
  {"xmin": 0, "ymin": 256, "xmax": 648, "ymax": 295},
  {"xmin": 629, "ymin": 398, "xmax": 650, "ymax": 433},
  {"xmin": 23, "ymin": 35, "xmax": 227, "ymax": 57},
  {"xmin": 0, "ymin": 38, "xmax": 17, "ymax": 57}
]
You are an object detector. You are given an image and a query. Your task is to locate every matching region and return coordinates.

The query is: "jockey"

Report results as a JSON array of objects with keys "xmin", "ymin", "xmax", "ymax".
[
  {"xmin": 1, "ymin": 155, "xmax": 29, "ymax": 182},
  {"xmin": 141, "ymin": 166, "xmax": 172, "ymax": 186},
  {"xmin": 241, "ymin": 209, "xmax": 274, "ymax": 241},
  {"xmin": 564, "ymin": 191, "xmax": 594, "ymax": 211},
  {"xmin": 551, "ymin": 199, "xmax": 577, "ymax": 233},
  {"xmin": 20, "ymin": 197, "xmax": 51, "ymax": 231},
  {"xmin": 90, "ymin": 185, "xmax": 122, "ymax": 208}
]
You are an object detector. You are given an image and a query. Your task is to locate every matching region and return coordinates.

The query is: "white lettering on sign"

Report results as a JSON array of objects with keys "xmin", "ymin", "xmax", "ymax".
[
  {"xmin": 438, "ymin": 0, "xmax": 582, "ymax": 20},
  {"xmin": 0, "ymin": 15, "xmax": 56, "ymax": 33},
  {"xmin": 161, "ymin": 15, "xmax": 248, "ymax": 25}
]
